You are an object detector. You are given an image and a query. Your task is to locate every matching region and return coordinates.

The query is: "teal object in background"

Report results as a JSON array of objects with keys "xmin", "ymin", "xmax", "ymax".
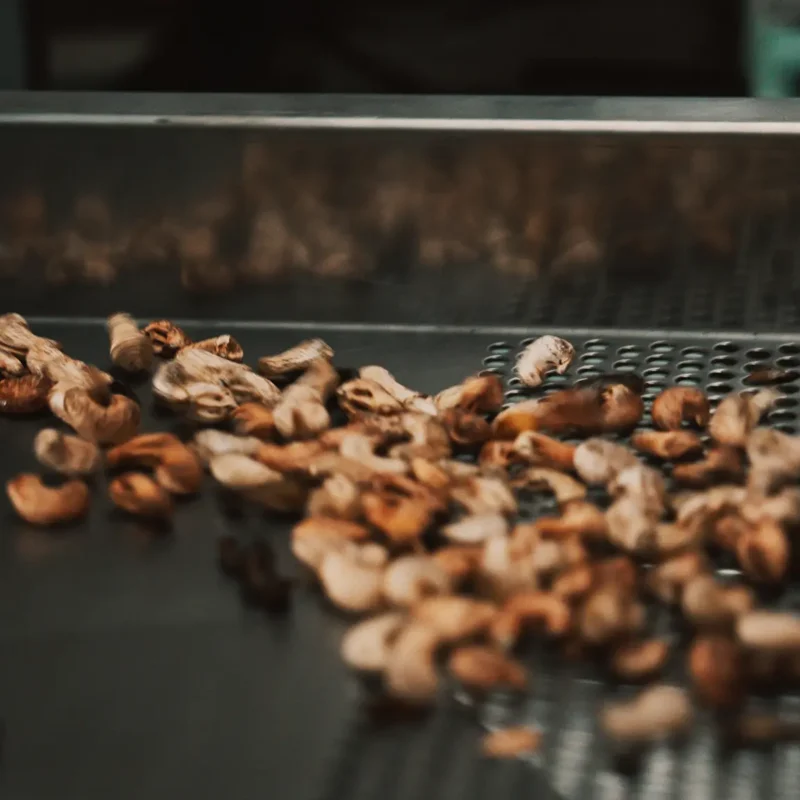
[{"xmin": 748, "ymin": 0, "xmax": 800, "ymax": 96}]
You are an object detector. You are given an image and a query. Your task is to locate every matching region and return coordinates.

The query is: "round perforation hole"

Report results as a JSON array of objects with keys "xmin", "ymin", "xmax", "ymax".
[
  {"xmin": 708, "ymin": 369, "xmax": 735, "ymax": 381},
  {"xmin": 714, "ymin": 342, "xmax": 739, "ymax": 353},
  {"xmin": 681, "ymin": 347, "xmax": 707, "ymax": 359},
  {"xmin": 645, "ymin": 355, "xmax": 671, "ymax": 367},
  {"xmin": 504, "ymin": 389, "xmax": 527, "ymax": 401},
  {"xmin": 675, "ymin": 374, "xmax": 702, "ymax": 386},
  {"xmin": 782, "ymin": 385, "xmax": 800, "ymax": 395},
  {"xmin": 770, "ymin": 410, "xmax": 798, "ymax": 423},
  {"xmin": 779, "ymin": 343, "xmax": 800, "ymax": 355},
  {"xmin": 777, "ymin": 356, "xmax": 800, "ymax": 368},
  {"xmin": 776, "ymin": 423, "xmax": 797, "ymax": 434},
  {"xmin": 546, "ymin": 374, "xmax": 569, "ymax": 384},
  {"xmin": 706, "ymin": 382, "xmax": 734, "ymax": 396},
  {"xmin": 746, "ymin": 348, "xmax": 771, "ymax": 360},
  {"xmin": 507, "ymin": 377, "xmax": 523, "ymax": 388},
  {"xmin": 650, "ymin": 340, "xmax": 674, "ymax": 353},
  {"xmin": 617, "ymin": 345, "xmax": 641, "ymax": 356},
  {"xmin": 479, "ymin": 368, "xmax": 504, "ymax": 377},
  {"xmin": 740, "ymin": 388, "xmax": 759, "ymax": 397},
  {"xmin": 482, "ymin": 355, "xmax": 508, "ymax": 368},
  {"xmin": 776, "ymin": 397, "xmax": 799, "ymax": 408},
  {"xmin": 580, "ymin": 353, "xmax": 606, "ymax": 365},
  {"xmin": 643, "ymin": 368, "xmax": 668, "ymax": 381},
  {"xmin": 584, "ymin": 339, "xmax": 609, "ymax": 352},
  {"xmin": 577, "ymin": 366, "xmax": 602, "ymax": 377},
  {"xmin": 744, "ymin": 361, "xmax": 768, "ymax": 373},
  {"xmin": 488, "ymin": 342, "xmax": 512, "ymax": 354},
  {"xmin": 711, "ymin": 355, "xmax": 737, "ymax": 367},
  {"xmin": 612, "ymin": 360, "xmax": 638, "ymax": 372},
  {"xmin": 675, "ymin": 362, "xmax": 703, "ymax": 373}
]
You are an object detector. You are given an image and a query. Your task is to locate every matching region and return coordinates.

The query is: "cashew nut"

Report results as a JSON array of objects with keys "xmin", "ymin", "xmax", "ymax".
[
  {"xmin": 318, "ymin": 543, "xmax": 388, "ymax": 612},
  {"xmin": 601, "ymin": 685, "xmax": 693, "ymax": 744},
  {"xmin": 515, "ymin": 335, "xmax": 575, "ymax": 387},
  {"xmin": 651, "ymin": 387, "xmax": 710, "ymax": 430},
  {"xmin": 6, "ymin": 473, "xmax": 90, "ymax": 525},
  {"xmin": 107, "ymin": 312, "xmax": 153, "ymax": 372},
  {"xmin": 34, "ymin": 428, "xmax": 101, "ymax": 476},
  {"xmin": 359, "ymin": 365, "xmax": 437, "ymax": 415},
  {"xmin": 340, "ymin": 611, "xmax": 407, "ymax": 672},
  {"xmin": 383, "ymin": 555, "xmax": 453, "ymax": 607}
]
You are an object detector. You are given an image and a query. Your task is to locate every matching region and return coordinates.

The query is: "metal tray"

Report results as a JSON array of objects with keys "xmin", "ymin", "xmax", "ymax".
[{"xmin": 2, "ymin": 318, "xmax": 800, "ymax": 800}]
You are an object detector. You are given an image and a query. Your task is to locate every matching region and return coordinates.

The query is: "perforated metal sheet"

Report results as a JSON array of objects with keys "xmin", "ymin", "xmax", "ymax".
[{"xmin": 2, "ymin": 321, "xmax": 800, "ymax": 800}]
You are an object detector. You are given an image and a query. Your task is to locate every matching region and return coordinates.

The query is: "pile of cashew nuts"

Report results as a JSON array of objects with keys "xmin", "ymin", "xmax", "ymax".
[{"xmin": 6, "ymin": 317, "xmax": 800, "ymax": 761}]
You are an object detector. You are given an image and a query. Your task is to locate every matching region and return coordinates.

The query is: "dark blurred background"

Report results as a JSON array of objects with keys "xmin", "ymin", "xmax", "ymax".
[{"xmin": 0, "ymin": 0, "xmax": 745, "ymax": 95}]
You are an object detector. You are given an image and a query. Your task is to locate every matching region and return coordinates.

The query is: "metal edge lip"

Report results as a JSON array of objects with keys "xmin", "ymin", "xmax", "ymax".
[{"xmin": 0, "ymin": 92, "xmax": 800, "ymax": 133}]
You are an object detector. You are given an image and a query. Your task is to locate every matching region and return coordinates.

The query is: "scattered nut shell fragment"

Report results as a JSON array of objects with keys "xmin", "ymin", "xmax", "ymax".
[
  {"xmin": 183, "ymin": 334, "xmax": 243, "ymax": 362},
  {"xmin": 231, "ymin": 402, "xmax": 276, "ymax": 439},
  {"xmin": 610, "ymin": 639, "xmax": 670, "ymax": 682},
  {"xmin": 737, "ymin": 611, "xmax": 800, "ymax": 651},
  {"xmin": 34, "ymin": 429, "xmax": 101, "ymax": 476},
  {"xmin": 383, "ymin": 555, "xmax": 452, "ymax": 607},
  {"xmin": 341, "ymin": 611, "xmax": 407, "ymax": 672},
  {"xmin": 319, "ymin": 543, "xmax": 388, "ymax": 612},
  {"xmin": 107, "ymin": 312, "xmax": 153, "ymax": 372},
  {"xmin": 448, "ymin": 645, "xmax": 528, "ymax": 692},
  {"xmin": 49, "ymin": 387, "xmax": 140, "ymax": 445},
  {"xmin": 385, "ymin": 622, "xmax": 441, "ymax": 703},
  {"xmin": 631, "ymin": 430, "xmax": 703, "ymax": 461},
  {"xmin": 6, "ymin": 473, "xmax": 90, "ymax": 525},
  {"xmin": 601, "ymin": 685, "xmax": 693, "ymax": 744},
  {"xmin": 434, "ymin": 373, "xmax": 504, "ymax": 414},
  {"xmin": 108, "ymin": 472, "xmax": 172, "ymax": 518},
  {"xmin": 709, "ymin": 389, "xmax": 779, "ymax": 447},
  {"xmin": 515, "ymin": 335, "xmax": 575, "ymax": 388},
  {"xmin": 0, "ymin": 373, "xmax": 52, "ymax": 414},
  {"xmin": 337, "ymin": 378, "xmax": 404, "ymax": 418},
  {"xmin": 573, "ymin": 438, "xmax": 639, "ymax": 485},
  {"xmin": 671, "ymin": 446, "xmax": 744, "ymax": 488},
  {"xmin": 651, "ymin": 387, "xmax": 710, "ymax": 430},
  {"xmin": 481, "ymin": 727, "xmax": 542, "ymax": 759},
  {"xmin": 258, "ymin": 338, "xmax": 333, "ymax": 377},
  {"xmin": 359, "ymin": 366, "xmax": 437, "ymax": 415},
  {"xmin": 689, "ymin": 635, "xmax": 745, "ymax": 709},
  {"xmin": 106, "ymin": 433, "xmax": 203, "ymax": 494},
  {"xmin": 143, "ymin": 320, "xmax": 192, "ymax": 356}
]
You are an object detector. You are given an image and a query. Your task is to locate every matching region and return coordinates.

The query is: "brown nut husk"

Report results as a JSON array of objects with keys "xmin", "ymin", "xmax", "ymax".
[
  {"xmin": 34, "ymin": 428, "xmax": 101, "ymax": 476},
  {"xmin": 107, "ymin": 312, "xmax": 154, "ymax": 372},
  {"xmin": 515, "ymin": 335, "xmax": 575, "ymax": 388},
  {"xmin": 481, "ymin": 727, "xmax": 542, "ymax": 759},
  {"xmin": 688, "ymin": 635, "xmax": 745, "ymax": 709},
  {"xmin": 6, "ymin": 473, "xmax": 90, "ymax": 525},
  {"xmin": 49, "ymin": 387, "xmax": 140, "ymax": 445},
  {"xmin": 0, "ymin": 373, "xmax": 52, "ymax": 414},
  {"xmin": 257, "ymin": 338, "xmax": 333, "ymax": 377},
  {"xmin": 630, "ymin": 429, "xmax": 704, "ymax": 461},
  {"xmin": 183, "ymin": 334, "xmax": 243, "ymax": 362},
  {"xmin": 447, "ymin": 645, "xmax": 528, "ymax": 692},
  {"xmin": 108, "ymin": 472, "xmax": 172, "ymax": 518},
  {"xmin": 143, "ymin": 319, "xmax": 192, "ymax": 356},
  {"xmin": 106, "ymin": 432, "xmax": 203, "ymax": 494},
  {"xmin": 708, "ymin": 389, "xmax": 779, "ymax": 447},
  {"xmin": 601, "ymin": 685, "xmax": 693, "ymax": 744},
  {"xmin": 651, "ymin": 387, "xmax": 710, "ymax": 430},
  {"xmin": 434, "ymin": 373, "xmax": 504, "ymax": 414}
]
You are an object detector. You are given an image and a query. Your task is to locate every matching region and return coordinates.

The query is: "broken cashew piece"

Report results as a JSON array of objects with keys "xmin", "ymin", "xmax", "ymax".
[
  {"xmin": 383, "ymin": 555, "xmax": 453, "ymax": 607},
  {"xmin": 257, "ymin": 338, "xmax": 333, "ymax": 377},
  {"xmin": 601, "ymin": 685, "xmax": 693, "ymax": 744},
  {"xmin": 385, "ymin": 622, "xmax": 441, "ymax": 703},
  {"xmin": 318, "ymin": 543, "xmax": 388, "ymax": 612},
  {"xmin": 108, "ymin": 472, "xmax": 172, "ymax": 518}
]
